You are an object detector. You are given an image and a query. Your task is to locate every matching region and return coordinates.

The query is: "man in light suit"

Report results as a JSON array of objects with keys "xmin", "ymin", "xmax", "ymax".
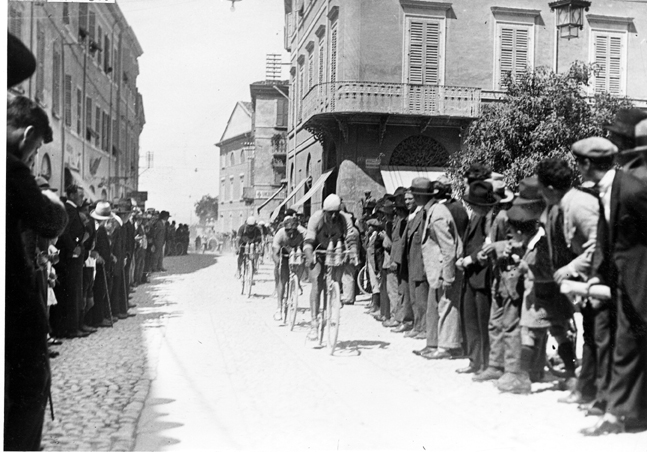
[
  {"xmin": 402, "ymin": 178, "xmax": 432, "ymax": 341},
  {"xmin": 418, "ymin": 181, "xmax": 462, "ymax": 359},
  {"xmin": 576, "ymin": 137, "xmax": 647, "ymax": 436},
  {"xmin": 536, "ymin": 158, "xmax": 599, "ymax": 405}
]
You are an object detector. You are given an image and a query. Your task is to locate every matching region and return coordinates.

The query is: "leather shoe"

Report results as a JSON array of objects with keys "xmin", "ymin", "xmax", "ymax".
[
  {"xmin": 127, "ymin": 312, "xmax": 137, "ymax": 317},
  {"xmin": 112, "ymin": 316, "xmax": 120, "ymax": 323},
  {"xmin": 558, "ymin": 391, "xmax": 594, "ymax": 405},
  {"xmin": 422, "ymin": 349, "xmax": 452, "ymax": 360},
  {"xmin": 472, "ymin": 367, "xmax": 503, "ymax": 382},
  {"xmin": 117, "ymin": 313, "xmax": 129, "ymax": 320},
  {"xmin": 97, "ymin": 319, "xmax": 113, "ymax": 328},
  {"xmin": 391, "ymin": 323, "xmax": 413, "ymax": 333},
  {"xmin": 581, "ymin": 419, "xmax": 625, "ymax": 436},
  {"xmin": 403, "ymin": 329, "xmax": 419, "ymax": 338},
  {"xmin": 66, "ymin": 330, "xmax": 90, "ymax": 338},
  {"xmin": 413, "ymin": 331, "xmax": 427, "ymax": 340},
  {"xmin": 128, "ymin": 303, "xmax": 137, "ymax": 309},
  {"xmin": 49, "ymin": 351, "xmax": 60, "ymax": 358},
  {"xmin": 382, "ymin": 318, "xmax": 399, "ymax": 328},
  {"xmin": 413, "ymin": 346, "xmax": 435, "ymax": 356},
  {"xmin": 81, "ymin": 325, "xmax": 97, "ymax": 333},
  {"xmin": 456, "ymin": 365, "xmax": 478, "ymax": 374},
  {"xmin": 586, "ymin": 401, "xmax": 607, "ymax": 417}
]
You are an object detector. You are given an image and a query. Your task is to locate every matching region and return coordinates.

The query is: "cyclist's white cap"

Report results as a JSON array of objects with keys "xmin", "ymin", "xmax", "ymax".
[
  {"xmin": 323, "ymin": 194, "xmax": 342, "ymax": 212},
  {"xmin": 246, "ymin": 216, "xmax": 257, "ymax": 225}
]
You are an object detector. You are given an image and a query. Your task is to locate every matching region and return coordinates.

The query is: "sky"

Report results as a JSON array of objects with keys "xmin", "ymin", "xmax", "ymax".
[{"xmin": 118, "ymin": 0, "xmax": 289, "ymax": 225}]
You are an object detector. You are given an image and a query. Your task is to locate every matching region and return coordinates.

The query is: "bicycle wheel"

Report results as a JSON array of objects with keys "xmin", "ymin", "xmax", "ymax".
[
  {"xmin": 288, "ymin": 274, "xmax": 299, "ymax": 331},
  {"xmin": 317, "ymin": 292, "xmax": 326, "ymax": 347},
  {"xmin": 245, "ymin": 259, "xmax": 254, "ymax": 298},
  {"xmin": 326, "ymin": 282, "xmax": 341, "ymax": 355},
  {"xmin": 240, "ymin": 259, "xmax": 247, "ymax": 295},
  {"xmin": 357, "ymin": 265, "xmax": 371, "ymax": 295}
]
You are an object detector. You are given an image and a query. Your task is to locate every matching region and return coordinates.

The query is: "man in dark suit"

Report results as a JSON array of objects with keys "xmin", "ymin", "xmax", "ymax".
[
  {"xmin": 391, "ymin": 190, "xmax": 416, "ymax": 333},
  {"xmin": 401, "ymin": 178, "xmax": 431, "ymax": 340},
  {"xmin": 456, "ymin": 181, "xmax": 499, "ymax": 374},
  {"xmin": 51, "ymin": 185, "xmax": 90, "ymax": 339},
  {"xmin": 6, "ymin": 93, "xmax": 68, "ymax": 449},
  {"xmin": 607, "ymin": 109, "xmax": 647, "ymax": 181},
  {"xmin": 575, "ymin": 137, "xmax": 647, "ymax": 435},
  {"xmin": 88, "ymin": 201, "xmax": 115, "ymax": 328}
]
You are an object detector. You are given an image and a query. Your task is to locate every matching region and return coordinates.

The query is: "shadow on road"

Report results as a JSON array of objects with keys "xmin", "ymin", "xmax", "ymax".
[
  {"xmin": 135, "ymin": 397, "xmax": 183, "ymax": 450},
  {"xmin": 334, "ymin": 339, "xmax": 390, "ymax": 356},
  {"xmin": 157, "ymin": 253, "xmax": 219, "ymax": 276}
]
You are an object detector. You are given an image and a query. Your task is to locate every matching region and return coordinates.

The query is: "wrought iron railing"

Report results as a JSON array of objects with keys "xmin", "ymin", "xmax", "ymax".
[{"xmin": 300, "ymin": 81, "xmax": 481, "ymax": 122}]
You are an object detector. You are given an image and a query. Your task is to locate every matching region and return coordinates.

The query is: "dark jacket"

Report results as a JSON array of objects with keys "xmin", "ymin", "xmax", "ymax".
[
  {"xmin": 444, "ymin": 198, "xmax": 469, "ymax": 239},
  {"xmin": 6, "ymin": 154, "xmax": 67, "ymax": 340},
  {"xmin": 402, "ymin": 208, "xmax": 426, "ymax": 283},
  {"xmin": 462, "ymin": 213, "xmax": 491, "ymax": 290}
]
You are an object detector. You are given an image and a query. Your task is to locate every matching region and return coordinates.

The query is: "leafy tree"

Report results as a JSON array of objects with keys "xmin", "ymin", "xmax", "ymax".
[
  {"xmin": 194, "ymin": 195, "xmax": 218, "ymax": 224},
  {"xmin": 447, "ymin": 62, "xmax": 634, "ymax": 191}
]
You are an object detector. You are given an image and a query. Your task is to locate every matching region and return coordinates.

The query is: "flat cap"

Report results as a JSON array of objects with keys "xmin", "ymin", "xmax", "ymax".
[{"xmin": 571, "ymin": 137, "xmax": 618, "ymax": 159}]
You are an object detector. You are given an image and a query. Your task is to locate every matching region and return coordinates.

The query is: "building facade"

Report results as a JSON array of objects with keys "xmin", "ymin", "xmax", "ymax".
[
  {"xmin": 283, "ymin": 0, "xmax": 647, "ymax": 217},
  {"xmin": 216, "ymin": 80, "xmax": 290, "ymax": 232},
  {"xmin": 8, "ymin": 1, "xmax": 145, "ymax": 200}
]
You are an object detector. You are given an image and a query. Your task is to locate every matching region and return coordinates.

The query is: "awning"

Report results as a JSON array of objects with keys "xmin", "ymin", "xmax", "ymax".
[
  {"xmin": 270, "ymin": 177, "xmax": 309, "ymax": 221},
  {"xmin": 291, "ymin": 169, "xmax": 333, "ymax": 210},
  {"xmin": 256, "ymin": 184, "xmax": 286, "ymax": 214},
  {"xmin": 69, "ymin": 168, "xmax": 100, "ymax": 202},
  {"xmin": 380, "ymin": 166, "xmax": 445, "ymax": 194}
]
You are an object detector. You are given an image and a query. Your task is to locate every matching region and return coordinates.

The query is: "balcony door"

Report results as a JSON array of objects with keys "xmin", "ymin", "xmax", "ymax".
[{"xmin": 405, "ymin": 16, "xmax": 444, "ymax": 115}]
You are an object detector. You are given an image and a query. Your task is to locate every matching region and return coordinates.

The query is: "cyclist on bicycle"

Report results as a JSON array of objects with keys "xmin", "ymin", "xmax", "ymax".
[
  {"xmin": 271, "ymin": 216, "xmax": 306, "ymax": 320},
  {"xmin": 236, "ymin": 216, "xmax": 263, "ymax": 277},
  {"xmin": 303, "ymin": 194, "xmax": 359, "ymax": 340}
]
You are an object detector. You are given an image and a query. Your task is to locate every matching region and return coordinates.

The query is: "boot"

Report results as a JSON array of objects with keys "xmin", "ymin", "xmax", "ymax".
[
  {"xmin": 497, "ymin": 371, "xmax": 531, "ymax": 394},
  {"xmin": 366, "ymin": 293, "xmax": 380, "ymax": 313},
  {"xmin": 557, "ymin": 341, "xmax": 577, "ymax": 378}
]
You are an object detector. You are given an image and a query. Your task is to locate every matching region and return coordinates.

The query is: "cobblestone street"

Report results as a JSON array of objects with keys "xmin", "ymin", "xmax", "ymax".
[{"xmin": 43, "ymin": 253, "xmax": 647, "ymax": 451}]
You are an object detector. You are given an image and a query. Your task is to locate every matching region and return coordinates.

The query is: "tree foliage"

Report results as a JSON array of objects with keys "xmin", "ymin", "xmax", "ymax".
[
  {"xmin": 447, "ymin": 62, "xmax": 634, "ymax": 191},
  {"xmin": 194, "ymin": 195, "xmax": 219, "ymax": 224}
]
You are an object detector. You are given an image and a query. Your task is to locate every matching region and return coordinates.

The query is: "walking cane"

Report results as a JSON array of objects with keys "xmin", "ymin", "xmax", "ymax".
[
  {"xmin": 122, "ymin": 264, "xmax": 129, "ymax": 313},
  {"xmin": 48, "ymin": 386, "xmax": 55, "ymax": 421},
  {"xmin": 101, "ymin": 265, "xmax": 114, "ymax": 327}
]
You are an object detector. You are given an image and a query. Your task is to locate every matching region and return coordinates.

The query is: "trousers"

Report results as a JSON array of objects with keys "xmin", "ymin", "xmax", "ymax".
[{"xmin": 488, "ymin": 295, "xmax": 522, "ymax": 373}]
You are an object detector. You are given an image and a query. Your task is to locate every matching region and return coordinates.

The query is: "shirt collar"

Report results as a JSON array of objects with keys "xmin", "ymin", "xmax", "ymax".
[
  {"xmin": 597, "ymin": 169, "xmax": 616, "ymax": 195},
  {"xmin": 527, "ymin": 226, "xmax": 545, "ymax": 251}
]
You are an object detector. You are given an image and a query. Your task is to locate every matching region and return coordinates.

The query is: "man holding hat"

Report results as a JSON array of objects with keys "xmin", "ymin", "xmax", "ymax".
[{"xmin": 574, "ymin": 137, "xmax": 647, "ymax": 435}]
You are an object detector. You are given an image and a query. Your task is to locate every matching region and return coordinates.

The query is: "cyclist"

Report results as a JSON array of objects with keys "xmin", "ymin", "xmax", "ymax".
[
  {"xmin": 236, "ymin": 216, "xmax": 263, "ymax": 277},
  {"xmin": 303, "ymin": 194, "xmax": 359, "ymax": 340},
  {"xmin": 271, "ymin": 216, "xmax": 306, "ymax": 320}
]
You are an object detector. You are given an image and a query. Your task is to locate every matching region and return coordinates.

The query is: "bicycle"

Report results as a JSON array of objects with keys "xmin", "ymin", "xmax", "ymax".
[
  {"xmin": 278, "ymin": 246, "xmax": 303, "ymax": 330},
  {"xmin": 240, "ymin": 243, "xmax": 258, "ymax": 297},
  {"xmin": 356, "ymin": 264, "xmax": 371, "ymax": 295},
  {"xmin": 312, "ymin": 243, "xmax": 356, "ymax": 355}
]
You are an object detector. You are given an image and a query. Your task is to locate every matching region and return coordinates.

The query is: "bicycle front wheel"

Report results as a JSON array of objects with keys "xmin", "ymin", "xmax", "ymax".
[
  {"xmin": 288, "ymin": 274, "xmax": 299, "ymax": 331},
  {"xmin": 326, "ymin": 281, "xmax": 341, "ymax": 355},
  {"xmin": 245, "ymin": 259, "xmax": 254, "ymax": 297},
  {"xmin": 357, "ymin": 265, "xmax": 371, "ymax": 295}
]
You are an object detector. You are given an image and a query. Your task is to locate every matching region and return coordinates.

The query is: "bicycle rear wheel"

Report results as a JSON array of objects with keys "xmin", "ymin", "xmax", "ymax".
[
  {"xmin": 357, "ymin": 265, "xmax": 371, "ymax": 295},
  {"xmin": 288, "ymin": 274, "xmax": 299, "ymax": 331},
  {"xmin": 240, "ymin": 260, "xmax": 247, "ymax": 295},
  {"xmin": 326, "ymin": 282, "xmax": 341, "ymax": 355}
]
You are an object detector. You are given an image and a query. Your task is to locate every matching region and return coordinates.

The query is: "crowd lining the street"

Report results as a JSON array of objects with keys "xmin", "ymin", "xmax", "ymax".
[{"xmin": 263, "ymin": 107, "xmax": 647, "ymax": 437}]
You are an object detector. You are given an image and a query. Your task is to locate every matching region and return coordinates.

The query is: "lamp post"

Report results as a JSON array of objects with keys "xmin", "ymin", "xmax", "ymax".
[{"xmin": 549, "ymin": 0, "xmax": 591, "ymax": 72}]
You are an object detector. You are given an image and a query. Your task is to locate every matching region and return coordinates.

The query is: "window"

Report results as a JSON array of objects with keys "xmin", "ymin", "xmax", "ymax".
[
  {"xmin": 96, "ymin": 25, "xmax": 103, "ymax": 63},
  {"xmin": 64, "ymin": 75, "xmax": 72, "ymax": 126},
  {"xmin": 239, "ymin": 175, "xmax": 245, "ymax": 199},
  {"xmin": 495, "ymin": 23, "xmax": 532, "ymax": 89},
  {"xmin": 79, "ymin": 4, "xmax": 88, "ymax": 31},
  {"xmin": 330, "ymin": 23, "xmax": 338, "ymax": 85},
  {"xmin": 405, "ymin": 17, "xmax": 443, "ymax": 86},
  {"xmin": 230, "ymin": 177, "xmax": 235, "ymax": 202},
  {"xmin": 9, "ymin": 6, "xmax": 23, "ymax": 39},
  {"xmin": 95, "ymin": 105, "xmax": 101, "ymax": 147},
  {"xmin": 298, "ymin": 63, "xmax": 304, "ymax": 121},
  {"xmin": 102, "ymin": 112, "xmax": 109, "ymax": 151},
  {"xmin": 63, "ymin": 3, "xmax": 69, "ymax": 25},
  {"xmin": 85, "ymin": 97, "xmax": 93, "ymax": 141},
  {"xmin": 36, "ymin": 24, "xmax": 45, "ymax": 103},
  {"xmin": 318, "ymin": 39, "xmax": 325, "ymax": 89},
  {"xmin": 104, "ymin": 35, "xmax": 111, "ymax": 73},
  {"xmin": 277, "ymin": 99, "xmax": 288, "ymax": 127},
  {"xmin": 307, "ymin": 52, "xmax": 314, "ymax": 92},
  {"xmin": 76, "ymin": 88, "xmax": 82, "ymax": 134},
  {"xmin": 591, "ymin": 30, "xmax": 626, "ymax": 95},
  {"xmin": 52, "ymin": 49, "xmax": 61, "ymax": 115},
  {"xmin": 88, "ymin": 11, "xmax": 96, "ymax": 42},
  {"xmin": 230, "ymin": 152, "xmax": 235, "ymax": 166},
  {"xmin": 240, "ymin": 149, "xmax": 245, "ymax": 164}
]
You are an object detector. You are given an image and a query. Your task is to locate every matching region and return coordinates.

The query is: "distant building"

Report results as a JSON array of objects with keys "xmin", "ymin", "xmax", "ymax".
[
  {"xmin": 8, "ymin": 1, "xmax": 145, "ymax": 200},
  {"xmin": 215, "ymin": 80, "xmax": 290, "ymax": 232},
  {"xmin": 283, "ymin": 0, "xmax": 647, "ymax": 217}
]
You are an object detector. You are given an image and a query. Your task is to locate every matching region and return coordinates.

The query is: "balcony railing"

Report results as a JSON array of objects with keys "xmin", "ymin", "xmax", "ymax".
[{"xmin": 300, "ymin": 81, "xmax": 481, "ymax": 123}]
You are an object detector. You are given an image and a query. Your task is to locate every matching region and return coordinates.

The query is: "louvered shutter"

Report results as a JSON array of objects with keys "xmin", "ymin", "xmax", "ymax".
[
  {"xmin": 594, "ymin": 33, "xmax": 624, "ymax": 95},
  {"xmin": 318, "ymin": 41, "xmax": 325, "ymax": 86},
  {"xmin": 330, "ymin": 24, "xmax": 338, "ymax": 109},
  {"xmin": 498, "ymin": 26, "xmax": 529, "ymax": 89},
  {"xmin": 53, "ymin": 49, "xmax": 61, "ymax": 114},
  {"xmin": 407, "ymin": 19, "xmax": 441, "ymax": 85},
  {"xmin": 64, "ymin": 75, "xmax": 72, "ymax": 126},
  {"xmin": 408, "ymin": 21, "xmax": 424, "ymax": 84},
  {"xmin": 89, "ymin": 12, "xmax": 96, "ymax": 42}
]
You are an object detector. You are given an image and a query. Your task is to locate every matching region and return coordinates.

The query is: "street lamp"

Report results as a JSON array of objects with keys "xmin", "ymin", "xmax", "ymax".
[{"xmin": 549, "ymin": 0, "xmax": 591, "ymax": 39}]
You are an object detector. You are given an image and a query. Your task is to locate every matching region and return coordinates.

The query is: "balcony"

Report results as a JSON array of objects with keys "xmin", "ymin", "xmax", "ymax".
[{"xmin": 300, "ymin": 82, "xmax": 481, "ymax": 123}]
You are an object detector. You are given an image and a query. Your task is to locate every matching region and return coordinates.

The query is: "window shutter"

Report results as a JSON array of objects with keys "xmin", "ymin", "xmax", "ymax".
[
  {"xmin": 36, "ymin": 24, "xmax": 45, "ymax": 102},
  {"xmin": 318, "ymin": 41, "xmax": 325, "ymax": 87},
  {"xmin": 85, "ymin": 97, "xmax": 92, "ymax": 141},
  {"xmin": 64, "ymin": 75, "xmax": 72, "ymax": 126},
  {"xmin": 63, "ymin": 3, "xmax": 69, "ymax": 25},
  {"xmin": 95, "ymin": 106, "xmax": 101, "ymax": 146},
  {"xmin": 499, "ymin": 26, "xmax": 529, "ymax": 88},
  {"xmin": 53, "ymin": 49, "xmax": 61, "ymax": 114},
  {"xmin": 594, "ymin": 33, "xmax": 624, "ymax": 95},
  {"xmin": 308, "ymin": 52, "xmax": 314, "ymax": 92},
  {"xmin": 76, "ymin": 88, "xmax": 82, "ymax": 134},
  {"xmin": 330, "ymin": 25, "xmax": 338, "ymax": 85},
  {"xmin": 88, "ymin": 12, "xmax": 96, "ymax": 42},
  {"xmin": 104, "ymin": 35, "xmax": 110, "ymax": 72},
  {"xmin": 608, "ymin": 36, "xmax": 622, "ymax": 94},
  {"xmin": 407, "ymin": 19, "xmax": 440, "ymax": 85}
]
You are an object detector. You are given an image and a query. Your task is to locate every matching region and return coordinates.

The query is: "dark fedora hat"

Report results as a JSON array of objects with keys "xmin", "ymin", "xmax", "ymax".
[
  {"xmin": 159, "ymin": 210, "xmax": 171, "ymax": 220},
  {"xmin": 620, "ymin": 119, "xmax": 647, "ymax": 154},
  {"xmin": 463, "ymin": 180, "xmax": 499, "ymax": 206},
  {"xmin": 8, "ymin": 33, "xmax": 36, "ymax": 88},
  {"xmin": 605, "ymin": 108, "xmax": 647, "ymax": 138},
  {"xmin": 513, "ymin": 176, "xmax": 544, "ymax": 205},
  {"xmin": 379, "ymin": 199, "xmax": 395, "ymax": 214},
  {"xmin": 410, "ymin": 177, "xmax": 435, "ymax": 195}
]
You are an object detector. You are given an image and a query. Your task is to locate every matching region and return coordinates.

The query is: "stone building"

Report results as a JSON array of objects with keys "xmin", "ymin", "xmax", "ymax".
[
  {"xmin": 8, "ymin": 1, "xmax": 145, "ymax": 200},
  {"xmin": 216, "ymin": 80, "xmax": 290, "ymax": 232},
  {"xmin": 282, "ymin": 0, "xmax": 647, "ymax": 217}
]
